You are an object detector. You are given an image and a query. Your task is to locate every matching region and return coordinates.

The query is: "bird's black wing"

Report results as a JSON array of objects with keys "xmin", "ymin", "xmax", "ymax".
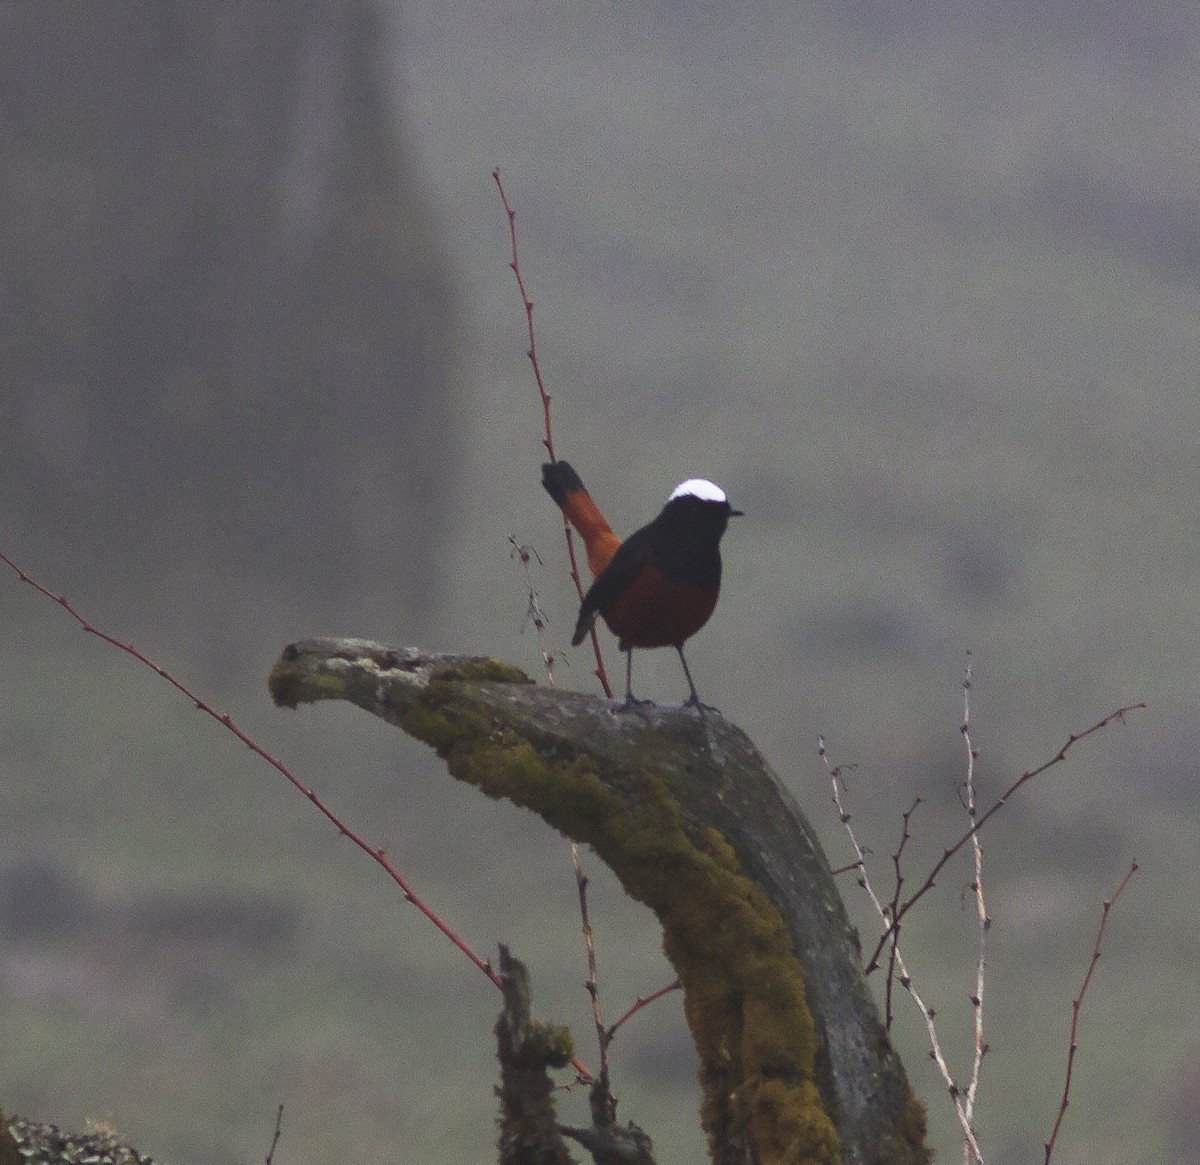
[{"xmin": 571, "ymin": 524, "xmax": 655, "ymax": 645}]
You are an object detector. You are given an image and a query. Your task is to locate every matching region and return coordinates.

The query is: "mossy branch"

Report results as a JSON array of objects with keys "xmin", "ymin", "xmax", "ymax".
[
  {"xmin": 494, "ymin": 945, "xmax": 578, "ymax": 1165},
  {"xmin": 269, "ymin": 637, "xmax": 931, "ymax": 1165}
]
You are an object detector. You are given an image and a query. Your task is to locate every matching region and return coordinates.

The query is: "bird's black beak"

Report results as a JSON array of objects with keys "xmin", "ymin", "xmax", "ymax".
[{"xmin": 729, "ymin": 507, "xmax": 744, "ymax": 518}]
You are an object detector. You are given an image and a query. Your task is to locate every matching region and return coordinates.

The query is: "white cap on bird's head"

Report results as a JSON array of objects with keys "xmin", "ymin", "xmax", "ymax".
[{"xmin": 669, "ymin": 478, "xmax": 729, "ymax": 504}]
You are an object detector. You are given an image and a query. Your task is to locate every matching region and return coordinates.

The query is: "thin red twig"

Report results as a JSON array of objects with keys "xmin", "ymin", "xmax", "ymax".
[
  {"xmin": 2, "ymin": 546, "xmax": 600, "ymax": 1081},
  {"xmin": 263, "ymin": 1104, "xmax": 284, "ymax": 1165},
  {"xmin": 864, "ymin": 703, "xmax": 1145, "ymax": 974},
  {"xmin": 492, "ymin": 168, "xmax": 614, "ymax": 700},
  {"xmin": 605, "ymin": 980, "xmax": 682, "ymax": 1043},
  {"xmin": 1043, "ymin": 860, "xmax": 1139, "ymax": 1164},
  {"xmin": 492, "ymin": 168, "xmax": 556, "ymax": 464},
  {"xmin": 1, "ymin": 549, "xmax": 504, "ymax": 985}
]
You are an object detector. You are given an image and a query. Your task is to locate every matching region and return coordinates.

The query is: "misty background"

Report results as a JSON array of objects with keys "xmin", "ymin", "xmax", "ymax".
[{"xmin": 2, "ymin": 2, "xmax": 1197, "ymax": 1163}]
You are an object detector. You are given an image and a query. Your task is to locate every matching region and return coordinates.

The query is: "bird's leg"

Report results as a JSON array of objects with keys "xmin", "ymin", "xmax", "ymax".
[
  {"xmin": 617, "ymin": 649, "xmax": 653, "ymax": 711},
  {"xmin": 676, "ymin": 646, "xmax": 711, "ymax": 716}
]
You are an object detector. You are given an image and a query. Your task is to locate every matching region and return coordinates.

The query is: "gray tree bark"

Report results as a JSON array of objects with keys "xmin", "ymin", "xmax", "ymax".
[{"xmin": 269, "ymin": 638, "xmax": 932, "ymax": 1165}]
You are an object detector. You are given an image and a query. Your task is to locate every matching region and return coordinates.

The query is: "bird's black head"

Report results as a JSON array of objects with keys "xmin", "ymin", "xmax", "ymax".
[{"xmin": 658, "ymin": 478, "xmax": 742, "ymax": 543}]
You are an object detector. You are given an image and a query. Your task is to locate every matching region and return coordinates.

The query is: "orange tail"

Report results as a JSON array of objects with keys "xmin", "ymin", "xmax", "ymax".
[{"xmin": 541, "ymin": 461, "xmax": 621, "ymax": 577}]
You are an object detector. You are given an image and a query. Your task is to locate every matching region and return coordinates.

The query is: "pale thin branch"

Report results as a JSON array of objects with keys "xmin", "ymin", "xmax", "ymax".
[
  {"xmin": 820, "ymin": 737, "xmax": 986, "ymax": 1164},
  {"xmin": 960, "ymin": 655, "xmax": 989, "ymax": 1164},
  {"xmin": 571, "ymin": 843, "xmax": 609, "ymax": 1077},
  {"xmin": 570, "ymin": 846, "xmax": 677, "ymax": 1067},
  {"xmin": 509, "ymin": 535, "xmax": 557, "ymax": 687},
  {"xmin": 864, "ymin": 703, "xmax": 1145, "ymax": 975},
  {"xmin": 883, "ymin": 796, "xmax": 921, "ymax": 1029}
]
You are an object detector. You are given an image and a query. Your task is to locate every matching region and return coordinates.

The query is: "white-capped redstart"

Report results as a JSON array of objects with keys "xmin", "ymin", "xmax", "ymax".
[{"xmin": 541, "ymin": 460, "xmax": 741, "ymax": 707}]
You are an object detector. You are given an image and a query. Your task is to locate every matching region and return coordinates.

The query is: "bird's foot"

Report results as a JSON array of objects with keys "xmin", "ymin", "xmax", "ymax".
[{"xmin": 616, "ymin": 694, "xmax": 656, "ymax": 716}]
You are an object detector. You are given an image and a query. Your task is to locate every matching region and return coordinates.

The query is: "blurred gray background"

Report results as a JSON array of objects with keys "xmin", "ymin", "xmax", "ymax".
[{"xmin": 2, "ymin": 2, "xmax": 1197, "ymax": 1163}]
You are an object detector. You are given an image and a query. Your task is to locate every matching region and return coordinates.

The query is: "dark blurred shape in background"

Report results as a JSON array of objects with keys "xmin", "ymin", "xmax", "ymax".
[{"xmin": 0, "ymin": 1, "xmax": 457, "ymax": 632}]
